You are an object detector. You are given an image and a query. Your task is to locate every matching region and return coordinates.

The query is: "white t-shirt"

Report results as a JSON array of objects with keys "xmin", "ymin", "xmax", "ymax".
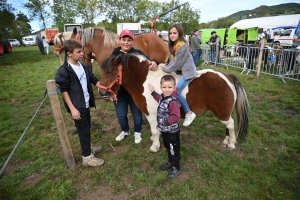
[
  {"xmin": 43, "ymin": 39, "xmax": 49, "ymax": 47},
  {"xmin": 69, "ymin": 62, "xmax": 90, "ymax": 108}
]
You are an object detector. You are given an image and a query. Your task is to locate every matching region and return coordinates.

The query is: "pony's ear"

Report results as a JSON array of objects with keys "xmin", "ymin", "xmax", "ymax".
[
  {"xmin": 113, "ymin": 56, "xmax": 122, "ymax": 65},
  {"xmin": 73, "ymin": 27, "xmax": 78, "ymax": 35}
]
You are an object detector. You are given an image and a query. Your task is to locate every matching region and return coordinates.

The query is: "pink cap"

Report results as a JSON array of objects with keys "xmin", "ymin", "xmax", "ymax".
[{"xmin": 119, "ymin": 29, "xmax": 134, "ymax": 39}]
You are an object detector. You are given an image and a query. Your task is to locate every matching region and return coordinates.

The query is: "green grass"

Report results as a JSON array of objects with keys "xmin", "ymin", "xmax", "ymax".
[{"xmin": 0, "ymin": 46, "xmax": 300, "ymax": 199}]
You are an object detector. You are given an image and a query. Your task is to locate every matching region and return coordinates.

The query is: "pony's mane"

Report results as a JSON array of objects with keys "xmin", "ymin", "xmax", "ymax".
[
  {"xmin": 54, "ymin": 33, "xmax": 64, "ymax": 46},
  {"xmin": 101, "ymin": 54, "xmax": 148, "ymax": 72},
  {"xmin": 81, "ymin": 27, "xmax": 119, "ymax": 47}
]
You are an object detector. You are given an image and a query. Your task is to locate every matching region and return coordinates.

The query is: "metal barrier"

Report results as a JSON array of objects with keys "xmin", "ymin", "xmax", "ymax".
[{"xmin": 200, "ymin": 44, "xmax": 300, "ymax": 83}]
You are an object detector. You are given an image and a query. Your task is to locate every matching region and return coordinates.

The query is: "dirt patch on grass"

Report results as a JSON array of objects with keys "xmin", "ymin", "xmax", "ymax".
[
  {"xmin": 285, "ymin": 108, "xmax": 299, "ymax": 116},
  {"xmin": 24, "ymin": 172, "xmax": 43, "ymax": 189},
  {"xmin": 3, "ymin": 159, "xmax": 30, "ymax": 176},
  {"xmin": 133, "ymin": 187, "xmax": 150, "ymax": 196},
  {"xmin": 76, "ymin": 185, "xmax": 129, "ymax": 200},
  {"xmin": 140, "ymin": 162, "xmax": 151, "ymax": 170},
  {"xmin": 122, "ymin": 174, "xmax": 134, "ymax": 185},
  {"xmin": 177, "ymin": 170, "xmax": 189, "ymax": 182},
  {"xmin": 110, "ymin": 145, "xmax": 130, "ymax": 155}
]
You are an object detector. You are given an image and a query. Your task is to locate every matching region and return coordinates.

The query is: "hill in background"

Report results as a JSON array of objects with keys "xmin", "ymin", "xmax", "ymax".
[
  {"xmin": 204, "ymin": 3, "xmax": 300, "ymax": 28},
  {"xmin": 228, "ymin": 3, "xmax": 300, "ymax": 21}
]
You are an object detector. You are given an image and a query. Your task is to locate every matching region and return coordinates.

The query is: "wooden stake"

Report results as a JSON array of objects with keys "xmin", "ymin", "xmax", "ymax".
[
  {"xmin": 257, "ymin": 38, "xmax": 265, "ymax": 77},
  {"xmin": 109, "ymin": 143, "xmax": 117, "ymax": 152},
  {"xmin": 46, "ymin": 80, "xmax": 76, "ymax": 168}
]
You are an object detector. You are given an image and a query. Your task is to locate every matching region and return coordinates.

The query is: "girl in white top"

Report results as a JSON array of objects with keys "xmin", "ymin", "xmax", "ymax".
[{"xmin": 42, "ymin": 36, "xmax": 49, "ymax": 54}]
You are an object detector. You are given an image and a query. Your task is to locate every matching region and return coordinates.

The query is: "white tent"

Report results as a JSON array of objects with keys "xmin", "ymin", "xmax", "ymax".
[{"xmin": 230, "ymin": 14, "xmax": 300, "ymax": 29}]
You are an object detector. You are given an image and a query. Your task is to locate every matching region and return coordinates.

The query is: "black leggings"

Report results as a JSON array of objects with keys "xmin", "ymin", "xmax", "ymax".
[{"xmin": 161, "ymin": 130, "xmax": 180, "ymax": 170}]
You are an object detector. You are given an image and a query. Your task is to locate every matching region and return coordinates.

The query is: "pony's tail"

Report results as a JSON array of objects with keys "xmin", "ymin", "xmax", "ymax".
[{"xmin": 231, "ymin": 74, "xmax": 250, "ymax": 141}]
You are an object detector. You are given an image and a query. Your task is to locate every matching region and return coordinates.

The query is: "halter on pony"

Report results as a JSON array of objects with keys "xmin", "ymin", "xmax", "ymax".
[
  {"xmin": 54, "ymin": 34, "xmax": 65, "ymax": 53},
  {"xmin": 97, "ymin": 64, "xmax": 123, "ymax": 104}
]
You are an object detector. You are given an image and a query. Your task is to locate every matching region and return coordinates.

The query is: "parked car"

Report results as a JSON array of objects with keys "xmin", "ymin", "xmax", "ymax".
[
  {"xmin": 8, "ymin": 39, "xmax": 20, "ymax": 47},
  {"xmin": 22, "ymin": 36, "xmax": 36, "ymax": 46}
]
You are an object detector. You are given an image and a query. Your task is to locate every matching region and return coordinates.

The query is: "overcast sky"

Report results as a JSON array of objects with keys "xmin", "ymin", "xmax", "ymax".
[{"xmin": 7, "ymin": 0, "xmax": 297, "ymax": 32}]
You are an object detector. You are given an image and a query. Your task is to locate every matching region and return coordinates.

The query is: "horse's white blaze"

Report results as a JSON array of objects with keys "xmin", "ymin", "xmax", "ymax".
[{"xmin": 135, "ymin": 54, "xmax": 148, "ymax": 63}]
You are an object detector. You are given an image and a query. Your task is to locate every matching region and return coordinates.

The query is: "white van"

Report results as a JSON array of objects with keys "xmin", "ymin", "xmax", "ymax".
[
  {"xmin": 274, "ymin": 28, "xmax": 295, "ymax": 47},
  {"xmin": 22, "ymin": 36, "xmax": 36, "ymax": 46}
]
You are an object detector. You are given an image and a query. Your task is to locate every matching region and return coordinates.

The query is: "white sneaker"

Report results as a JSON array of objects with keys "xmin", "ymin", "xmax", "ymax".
[
  {"xmin": 183, "ymin": 112, "xmax": 196, "ymax": 126},
  {"xmin": 82, "ymin": 154, "xmax": 105, "ymax": 167},
  {"xmin": 116, "ymin": 131, "xmax": 130, "ymax": 141},
  {"xmin": 134, "ymin": 132, "xmax": 142, "ymax": 144}
]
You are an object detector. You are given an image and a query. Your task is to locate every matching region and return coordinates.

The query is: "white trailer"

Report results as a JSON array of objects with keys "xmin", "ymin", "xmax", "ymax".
[{"xmin": 117, "ymin": 23, "xmax": 141, "ymax": 35}]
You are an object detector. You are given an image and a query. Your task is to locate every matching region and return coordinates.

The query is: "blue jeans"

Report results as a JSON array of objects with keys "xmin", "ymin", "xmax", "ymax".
[
  {"xmin": 210, "ymin": 47, "xmax": 221, "ymax": 64},
  {"xmin": 199, "ymin": 49, "xmax": 202, "ymax": 59},
  {"xmin": 114, "ymin": 96, "xmax": 142, "ymax": 133},
  {"xmin": 192, "ymin": 49, "xmax": 200, "ymax": 67},
  {"xmin": 177, "ymin": 76, "xmax": 192, "ymax": 113}
]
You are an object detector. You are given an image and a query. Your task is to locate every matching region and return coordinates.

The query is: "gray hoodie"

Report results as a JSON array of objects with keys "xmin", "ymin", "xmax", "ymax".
[{"xmin": 163, "ymin": 43, "xmax": 197, "ymax": 80}]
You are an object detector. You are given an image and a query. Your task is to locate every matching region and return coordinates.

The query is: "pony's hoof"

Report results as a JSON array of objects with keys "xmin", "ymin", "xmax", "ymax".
[
  {"xmin": 150, "ymin": 145, "xmax": 159, "ymax": 152},
  {"xmin": 227, "ymin": 144, "xmax": 236, "ymax": 150}
]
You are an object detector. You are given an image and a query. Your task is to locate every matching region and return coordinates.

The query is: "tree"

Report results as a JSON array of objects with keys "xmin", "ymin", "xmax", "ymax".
[
  {"xmin": 152, "ymin": 0, "xmax": 201, "ymax": 34},
  {"xmin": 76, "ymin": 0, "xmax": 104, "ymax": 26},
  {"xmin": 24, "ymin": 0, "xmax": 52, "ymax": 30},
  {"xmin": 0, "ymin": 0, "xmax": 32, "ymax": 41},
  {"xmin": 100, "ymin": 0, "xmax": 200, "ymax": 34},
  {"xmin": 52, "ymin": 0, "xmax": 77, "ymax": 32},
  {"xmin": 0, "ymin": 0, "xmax": 15, "ymax": 38},
  {"xmin": 8, "ymin": 12, "xmax": 32, "ymax": 40}
]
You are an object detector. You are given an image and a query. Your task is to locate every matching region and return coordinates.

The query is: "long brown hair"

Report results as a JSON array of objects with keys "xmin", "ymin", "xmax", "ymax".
[{"xmin": 168, "ymin": 23, "xmax": 187, "ymax": 55}]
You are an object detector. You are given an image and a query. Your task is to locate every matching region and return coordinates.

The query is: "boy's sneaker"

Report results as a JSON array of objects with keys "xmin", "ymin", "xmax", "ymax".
[
  {"xmin": 91, "ymin": 146, "xmax": 102, "ymax": 154},
  {"xmin": 116, "ymin": 131, "xmax": 130, "ymax": 141},
  {"xmin": 82, "ymin": 154, "xmax": 105, "ymax": 167},
  {"xmin": 168, "ymin": 166, "xmax": 182, "ymax": 178},
  {"xmin": 134, "ymin": 132, "xmax": 142, "ymax": 144},
  {"xmin": 183, "ymin": 111, "xmax": 196, "ymax": 126},
  {"xmin": 160, "ymin": 162, "xmax": 173, "ymax": 171}
]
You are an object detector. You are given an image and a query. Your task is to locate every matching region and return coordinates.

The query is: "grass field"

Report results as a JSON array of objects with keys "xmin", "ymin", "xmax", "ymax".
[{"xmin": 0, "ymin": 46, "xmax": 300, "ymax": 200}]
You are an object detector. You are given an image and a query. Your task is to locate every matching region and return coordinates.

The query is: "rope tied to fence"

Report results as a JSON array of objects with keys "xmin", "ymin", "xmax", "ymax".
[
  {"xmin": 46, "ymin": 88, "xmax": 61, "ymax": 96},
  {"xmin": 0, "ymin": 85, "xmax": 61, "ymax": 178}
]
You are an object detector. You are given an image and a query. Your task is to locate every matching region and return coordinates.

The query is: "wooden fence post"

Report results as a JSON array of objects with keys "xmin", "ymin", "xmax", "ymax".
[
  {"xmin": 257, "ymin": 38, "xmax": 265, "ymax": 77},
  {"xmin": 46, "ymin": 80, "xmax": 76, "ymax": 168}
]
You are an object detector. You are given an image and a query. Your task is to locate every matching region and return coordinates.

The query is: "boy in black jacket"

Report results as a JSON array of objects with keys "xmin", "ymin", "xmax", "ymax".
[{"xmin": 55, "ymin": 40, "xmax": 104, "ymax": 167}]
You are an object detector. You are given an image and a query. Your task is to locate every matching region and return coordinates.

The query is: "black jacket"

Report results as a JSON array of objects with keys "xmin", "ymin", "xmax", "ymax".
[{"xmin": 55, "ymin": 61, "xmax": 98, "ymax": 113}]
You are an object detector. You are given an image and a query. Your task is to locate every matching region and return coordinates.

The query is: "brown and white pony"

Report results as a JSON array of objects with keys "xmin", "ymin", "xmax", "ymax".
[
  {"xmin": 78, "ymin": 27, "xmax": 170, "ymax": 66},
  {"xmin": 98, "ymin": 54, "xmax": 250, "ymax": 152}
]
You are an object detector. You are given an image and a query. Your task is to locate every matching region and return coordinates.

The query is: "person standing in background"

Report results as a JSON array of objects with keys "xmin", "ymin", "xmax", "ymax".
[
  {"xmin": 208, "ymin": 31, "xmax": 221, "ymax": 65},
  {"xmin": 36, "ymin": 34, "xmax": 44, "ymax": 54},
  {"xmin": 190, "ymin": 30, "xmax": 201, "ymax": 67},
  {"xmin": 42, "ymin": 36, "xmax": 50, "ymax": 54},
  {"xmin": 198, "ymin": 31, "xmax": 202, "ymax": 59}
]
